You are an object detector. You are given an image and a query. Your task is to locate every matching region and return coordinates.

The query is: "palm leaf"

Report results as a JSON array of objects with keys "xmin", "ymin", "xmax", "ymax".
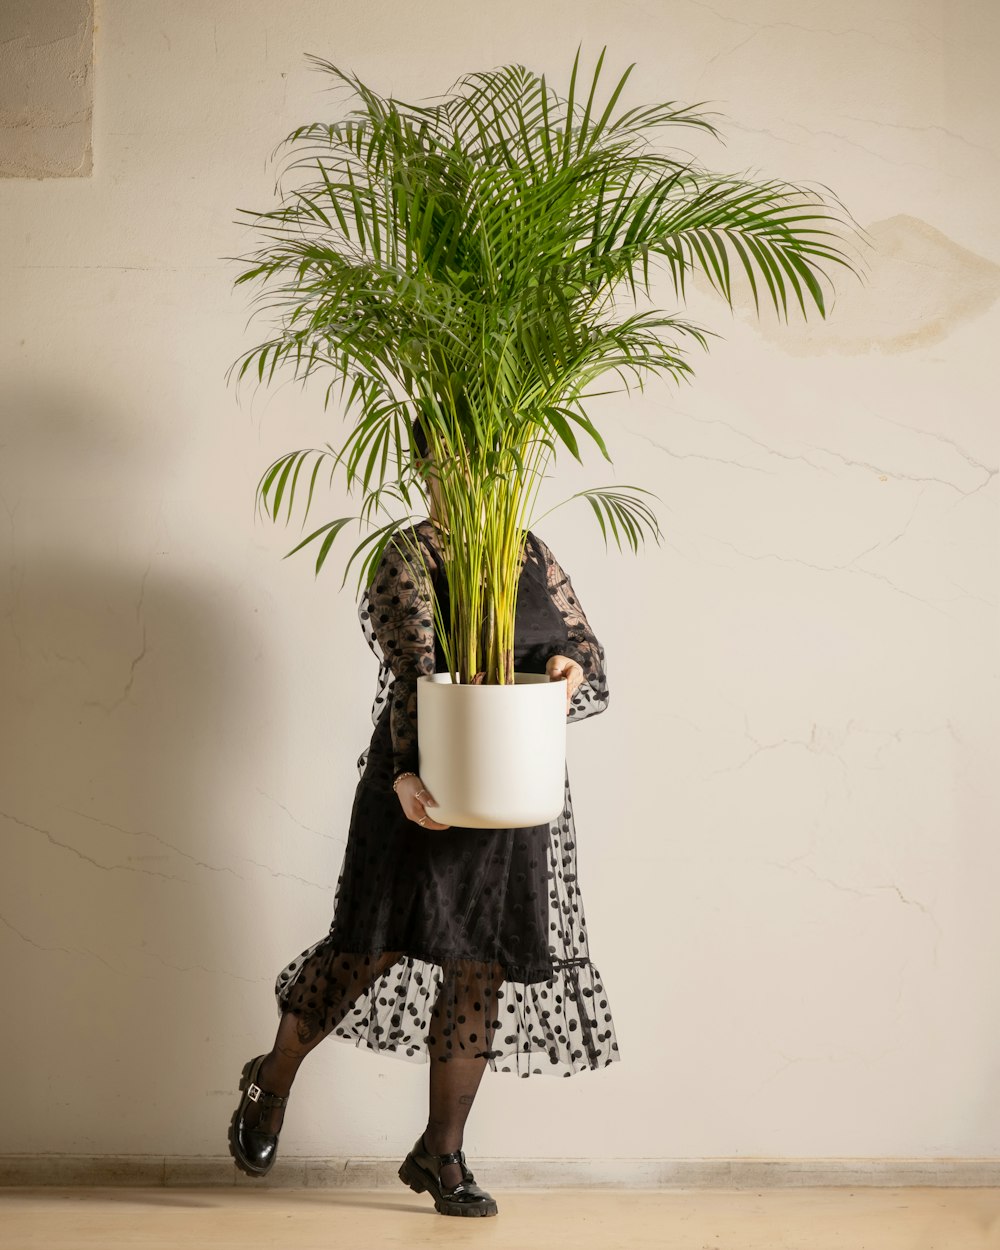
[{"xmin": 228, "ymin": 46, "xmax": 868, "ymax": 681}]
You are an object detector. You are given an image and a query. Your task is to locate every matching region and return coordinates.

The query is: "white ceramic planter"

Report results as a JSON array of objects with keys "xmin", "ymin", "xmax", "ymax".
[{"xmin": 416, "ymin": 672, "xmax": 568, "ymax": 828}]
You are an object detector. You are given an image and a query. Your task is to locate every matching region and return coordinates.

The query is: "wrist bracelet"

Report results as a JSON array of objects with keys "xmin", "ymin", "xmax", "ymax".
[{"xmin": 392, "ymin": 770, "xmax": 418, "ymax": 792}]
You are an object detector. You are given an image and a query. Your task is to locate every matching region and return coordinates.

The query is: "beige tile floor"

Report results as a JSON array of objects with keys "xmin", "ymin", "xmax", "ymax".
[{"xmin": 2, "ymin": 1186, "xmax": 1000, "ymax": 1249}]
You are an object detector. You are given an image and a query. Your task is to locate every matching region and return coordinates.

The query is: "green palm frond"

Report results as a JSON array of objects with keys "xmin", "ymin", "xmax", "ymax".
[
  {"xmin": 536, "ymin": 485, "xmax": 664, "ymax": 553},
  {"xmin": 228, "ymin": 45, "xmax": 868, "ymax": 681}
]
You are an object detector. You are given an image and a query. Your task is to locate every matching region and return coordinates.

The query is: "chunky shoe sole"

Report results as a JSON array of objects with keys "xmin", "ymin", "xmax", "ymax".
[
  {"xmin": 398, "ymin": 1152, "xmax": 499, "ymax": 1217},
  {"xmin": 228, "ymin": 1054, "xmax": 286, "ymax": 1179}
]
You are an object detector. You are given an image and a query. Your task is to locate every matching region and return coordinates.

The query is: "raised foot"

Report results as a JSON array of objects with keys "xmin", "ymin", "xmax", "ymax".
[{"xmin": 228, "ymin": 1053, "xmax": 290, "ymax": 1179}]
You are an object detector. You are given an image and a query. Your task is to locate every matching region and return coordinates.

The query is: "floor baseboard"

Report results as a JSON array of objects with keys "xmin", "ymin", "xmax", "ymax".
[{"xmin": 2, "ymin": 1155, "xmax": 999, "ymax": 1188}]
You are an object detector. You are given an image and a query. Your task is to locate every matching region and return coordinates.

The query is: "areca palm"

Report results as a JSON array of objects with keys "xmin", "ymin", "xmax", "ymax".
[{"xmin": 227, "ymin": 45, "xmax": 866, "ymax": 684}]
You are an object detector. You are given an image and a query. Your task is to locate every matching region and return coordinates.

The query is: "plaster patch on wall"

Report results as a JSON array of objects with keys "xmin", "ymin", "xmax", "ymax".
[
  {"xmin": 0, "ymin": 0, "xmax": 93, "ymax": 178},
  {"xmin": 730, "ymin": 214, "xmax": 1000, "ymax": 356}
]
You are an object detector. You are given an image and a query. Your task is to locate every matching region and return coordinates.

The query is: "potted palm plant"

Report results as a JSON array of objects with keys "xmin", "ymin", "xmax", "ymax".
[{"xmin": 226, "ymin": 46, "xmax": 865, "ymax": 826}]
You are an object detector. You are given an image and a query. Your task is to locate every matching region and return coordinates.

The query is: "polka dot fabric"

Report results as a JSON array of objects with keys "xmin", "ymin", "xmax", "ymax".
[{"xmin": 273, "ymin": 519, "xmax": 621, "ymax": 1076}]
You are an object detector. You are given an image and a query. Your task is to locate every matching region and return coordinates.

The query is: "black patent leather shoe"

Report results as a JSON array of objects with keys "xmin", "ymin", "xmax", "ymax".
[
  {"xmin": 397, "ymin": 1131, "xmax": 499, "ymax": 1216},
  {"xmin": 227, "ymin": 1053, "xmax": 289, "ymax": 1178}
]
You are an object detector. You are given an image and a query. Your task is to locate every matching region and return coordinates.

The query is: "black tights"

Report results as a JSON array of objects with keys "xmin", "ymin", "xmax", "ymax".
[
  {"xmin": 423, "ymin": 958, "xmax": 505, "ymax": 1188},
  {"xmin": 247, "ymin": 952, "xmax": 506, "ymax": 1191}
]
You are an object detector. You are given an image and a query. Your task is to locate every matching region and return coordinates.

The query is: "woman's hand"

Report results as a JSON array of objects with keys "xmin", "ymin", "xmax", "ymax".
[
  {"xmin": 546, "ymin": 654, "xmax": 584, "ymax": 711},
  {"xmin": 395, "ymin": 773, "xmax": 451, "ymax": 830}
]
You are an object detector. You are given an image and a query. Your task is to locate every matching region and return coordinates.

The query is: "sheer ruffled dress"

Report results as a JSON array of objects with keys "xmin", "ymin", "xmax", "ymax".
[{"xmin": 274, "ymin": 518, "xmax": 621, "ymax": 1077}]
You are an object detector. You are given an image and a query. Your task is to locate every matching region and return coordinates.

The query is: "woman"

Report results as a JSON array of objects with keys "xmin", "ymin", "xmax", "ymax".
[{"xmin": 228, "ymin": 428, "xmax": 620, "ymax": 1217}]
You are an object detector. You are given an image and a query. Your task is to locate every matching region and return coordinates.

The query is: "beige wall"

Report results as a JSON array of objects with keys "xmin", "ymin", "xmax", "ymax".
[{"xmin": 1, "ymin": 0, "xmax": 997, "ymax": 1168}]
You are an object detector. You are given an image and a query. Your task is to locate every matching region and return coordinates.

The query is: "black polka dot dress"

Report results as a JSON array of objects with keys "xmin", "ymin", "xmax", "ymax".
[{"xmin": 273, "ymin": 518, "xmax": 621, "ymax": 1077}]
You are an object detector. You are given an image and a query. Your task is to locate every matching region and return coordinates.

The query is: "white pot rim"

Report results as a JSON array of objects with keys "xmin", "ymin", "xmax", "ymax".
[{"xmin": 419, "ymin": 672, "xmax": 556, "ymax": 687}]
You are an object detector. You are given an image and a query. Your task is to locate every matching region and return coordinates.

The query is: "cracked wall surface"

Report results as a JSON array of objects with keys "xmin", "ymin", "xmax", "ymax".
[
  {"xmin": 0, "ymin": 0, "xmax": 998, "ymax": 1168},
  {"xmin": 0, "ymin": 0, "xmax": 94, "ymax": 178}
]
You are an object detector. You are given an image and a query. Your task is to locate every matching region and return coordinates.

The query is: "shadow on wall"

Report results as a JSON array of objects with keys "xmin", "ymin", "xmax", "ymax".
[{"xmin": 0, "ymin": 377, "xmax": 303, "ymax": 1155}]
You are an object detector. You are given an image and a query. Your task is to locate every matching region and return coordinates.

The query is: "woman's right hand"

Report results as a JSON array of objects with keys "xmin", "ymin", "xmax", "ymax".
[{"xmin": 395, "ymin": 774, "xmax": 451, "ymax": 830}]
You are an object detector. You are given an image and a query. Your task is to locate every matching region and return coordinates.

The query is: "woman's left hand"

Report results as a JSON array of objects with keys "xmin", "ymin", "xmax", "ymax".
[{"xmin": 546, "ymin": 654, "xmax": 584, "ymax": 711}]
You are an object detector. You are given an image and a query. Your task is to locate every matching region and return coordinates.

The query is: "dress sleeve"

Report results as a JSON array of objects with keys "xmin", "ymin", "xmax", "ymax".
[
  {"xmin": 530, "ymin": 531, "xmax": 610, "ymax": 724},
  {"xmin": 366, "ymin": 532, "xmax": 437, "ymax": 779}
]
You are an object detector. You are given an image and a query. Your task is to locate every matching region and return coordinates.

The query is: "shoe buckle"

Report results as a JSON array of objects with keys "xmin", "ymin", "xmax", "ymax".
[{"xmin": 247, "ymin": 1082, "xmax": 262, "ymax": 1103}]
